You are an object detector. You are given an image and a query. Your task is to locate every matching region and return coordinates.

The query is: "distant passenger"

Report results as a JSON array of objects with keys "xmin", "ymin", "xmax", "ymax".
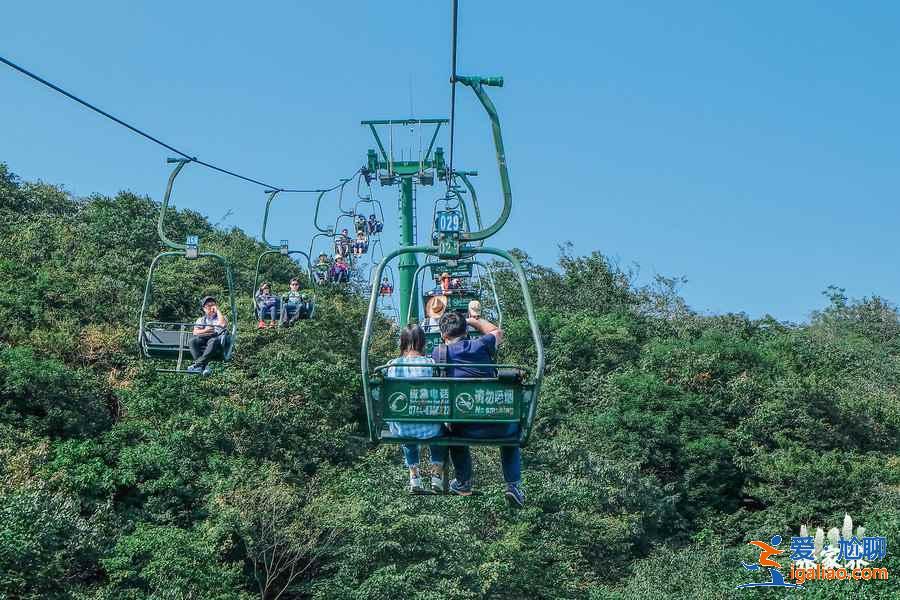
[
  {"xmin": 386, "ymin": 324, "xmax": 447, "ymax": 494},
  {"xmin": 313, "ymin": 253, "xmax": 331, "ymax": 284},
  {"xmin": 335, "ymin": 229, "xmax": 352, "ymax": 257},
  {"xmin": 430, "ymin": 272, "xmax": 452, "ymax": 296},
  {"xmin": 368, "ymin": 213, "xmax": 383, "ymax": 234},
  {"xmin": 352, "ymin": 231, "xmax": 369, "ymax": 257},
  {"xmin": 379, "ymin": 277, "xmax": 394, "ymax": 296},
  {"xmin": 187, "ymin": 296, "xmax": 229, "ymax": 376},
  {"xmin": 255, "ymin": 282, "xmax": 280, "ymax": 329},
  {"xmin": 355, "ymin": 214, "xmax": 368, "ymax": 235},
  {"xmin": 330, "ymin": 255, "xmax": 350, "ymax": 283},
  {"xmin": 282, "ymin": 278, "xmax": 312, "ymax": 323}
]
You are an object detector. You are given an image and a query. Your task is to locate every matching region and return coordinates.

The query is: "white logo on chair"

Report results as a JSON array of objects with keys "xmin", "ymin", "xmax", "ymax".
[
  {"xmin": 455, "ymin": 392, "xmax": 474, "ymax": 414},
  {"xmin": 388, "ymin": 392, "xmax": 408, "ymax": 413}
]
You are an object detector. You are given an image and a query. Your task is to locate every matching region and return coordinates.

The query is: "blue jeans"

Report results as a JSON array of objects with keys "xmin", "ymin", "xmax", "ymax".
[
  {"xmin": 257, "ymin": 301, "xmax": 279, "ymax": 320},
  {"xmin": 401, "ymin": 444, "xmax": 449, "ymax": 468},
  {"xmin": 449, "ymin": 423, "xmax": 521, "ymax": 484}
]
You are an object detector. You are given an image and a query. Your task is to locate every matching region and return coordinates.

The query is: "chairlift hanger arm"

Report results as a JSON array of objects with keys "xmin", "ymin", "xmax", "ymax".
[
  {"xmin": 157, "ymin": 158, "xmax": 191, "ymax": 250},
  {"xmin": 452, "ymin": 77, "xmax": 511, "ymax": 243},
  {"xmin": 260, "ymin": 189, "xmax": 282, "ymax": 248}
]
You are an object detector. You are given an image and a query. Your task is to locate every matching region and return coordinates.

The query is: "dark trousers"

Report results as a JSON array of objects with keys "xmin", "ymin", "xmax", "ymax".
[
  {"xmin": 257, "ymin": 300, "xmax": 279, "ymax": 320},
  {"xmin": 189, "ymin": 335, "xmax": 223, "ymax": 366},
  {"xmin": 449, "ymin": 423, "xmax": 521, "ymax": 484},
  {"xmin": 282, "ymin": 303, "xmax": 310, "ymax": 323}
]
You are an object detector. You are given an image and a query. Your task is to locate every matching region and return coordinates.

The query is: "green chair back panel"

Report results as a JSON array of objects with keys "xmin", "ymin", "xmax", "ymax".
[{"xmin": 378, "ymin": 377, "xmax": 528, "ymax": 423}]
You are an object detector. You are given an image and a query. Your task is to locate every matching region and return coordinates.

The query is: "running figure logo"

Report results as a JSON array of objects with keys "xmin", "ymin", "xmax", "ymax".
[{"xmin": 737, "ymin": 535, "xmax": 804, "ymax": 590}]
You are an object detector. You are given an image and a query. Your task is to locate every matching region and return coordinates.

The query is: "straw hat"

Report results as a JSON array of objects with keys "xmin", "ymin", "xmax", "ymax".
[{"xmin": 425, "ymin": 294, "xmax": 448, "ymax": 318}]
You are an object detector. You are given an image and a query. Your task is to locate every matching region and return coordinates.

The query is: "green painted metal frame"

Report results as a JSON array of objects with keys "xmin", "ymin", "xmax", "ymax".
[
  {"xmin": 253, "ymin": 188, "xmax": 316, "ymax": 302},
  {"xmin": 138, "ymin": 250, "xmax": 239, "ymax": 364},
  {"xmin": 361, "ymin": 245, "xmax": 544, "ymax": 447},
  {"xmin": 139, "ymin": 158, "xmax": 239, "ymax": 370},
  {"xmin": 362, "ymin": 118, "xmax": 448, "ymax": 174},
  {"xmin": 451, "ymin": 78, "xmax": 511, "ymax": 243},
  {"xmin": 406, "ymin": 259, "xmax": 503, "ymax": 328}
]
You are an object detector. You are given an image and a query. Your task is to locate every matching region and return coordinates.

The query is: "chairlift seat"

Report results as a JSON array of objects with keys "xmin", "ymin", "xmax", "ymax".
[
  {"xmin": 378, "ymin": 429, "xmax": 521, "ymax": 447},
  {"xmin": 369, "ymin": 373, "xmax": 535, "ymax": 446},
  {"xmin": 140, "ymin": 324, "xmax": 233, "ymax": 360}
]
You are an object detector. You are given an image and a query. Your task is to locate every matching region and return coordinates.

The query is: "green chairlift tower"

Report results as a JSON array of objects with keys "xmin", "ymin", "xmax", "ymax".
[{"xmin": 362, "ymin": 118, "xmax": 447, "ymax": 325}]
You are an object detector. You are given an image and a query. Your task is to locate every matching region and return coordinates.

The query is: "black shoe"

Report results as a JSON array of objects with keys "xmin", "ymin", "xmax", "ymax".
[{"xmin": 505, "ymin": 483, "xmax": 525, "ymax": 508}]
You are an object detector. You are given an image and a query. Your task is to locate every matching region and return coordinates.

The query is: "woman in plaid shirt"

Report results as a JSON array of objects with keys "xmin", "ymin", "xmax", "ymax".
[{"xmin": 387, "ymin": 325, "xmax": 448, "ymax": 494}]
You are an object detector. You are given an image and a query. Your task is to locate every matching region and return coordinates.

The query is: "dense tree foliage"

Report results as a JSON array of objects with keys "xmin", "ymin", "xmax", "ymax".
[{"xmin": 1, "ymin": 163, "xmax": 897, "ymax": 598}]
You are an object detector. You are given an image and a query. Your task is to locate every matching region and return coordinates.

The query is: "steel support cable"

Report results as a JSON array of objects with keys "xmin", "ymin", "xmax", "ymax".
[
  {"xmin": 446, "ymin": 0, "xmax": 459, "ymax": 192},
  {"xmin": 0, "ymin": 54, "xmax": 350, "ymax": 193}
]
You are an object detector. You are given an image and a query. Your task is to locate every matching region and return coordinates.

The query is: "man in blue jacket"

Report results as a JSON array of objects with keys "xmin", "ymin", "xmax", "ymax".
[{"xmin": 432, "ymin": 310, "xmax": 525, "ymax": 507}]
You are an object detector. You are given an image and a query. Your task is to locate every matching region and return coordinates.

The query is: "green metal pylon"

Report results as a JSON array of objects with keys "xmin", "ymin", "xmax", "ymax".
[
  {"xmin": 362, "ymin": 118, "xmax": 447, "ymax": 326},
  {"xmin": 398, "ymin": 176, "xmax": 419, "ymax": 325}
]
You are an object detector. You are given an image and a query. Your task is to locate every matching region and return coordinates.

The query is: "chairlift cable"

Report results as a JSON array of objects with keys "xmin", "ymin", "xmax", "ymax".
[
  {"xmin": 447, "ymin": 0, "xmax": 459, "ymax": 192},
  {"xmin": 0, "ymin": 54, "xmax": 342, "ymax": 193}
]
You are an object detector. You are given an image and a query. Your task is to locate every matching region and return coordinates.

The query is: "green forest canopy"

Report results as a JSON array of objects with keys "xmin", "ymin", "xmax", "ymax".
[{"xmin": 0, "ymin": 163, "xmax": 897, "ymax": 599}]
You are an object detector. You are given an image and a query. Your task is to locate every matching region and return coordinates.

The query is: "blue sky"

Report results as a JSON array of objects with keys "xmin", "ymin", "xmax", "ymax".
[{"xmin": 2, "ymin": 1, "xmax": 898, "ymax": 322}]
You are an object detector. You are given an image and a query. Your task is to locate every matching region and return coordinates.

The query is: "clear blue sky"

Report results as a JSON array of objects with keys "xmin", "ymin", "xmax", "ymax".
[{"xmin": 2, "ymin": 1, "xmax": 898, "ymax": 322}]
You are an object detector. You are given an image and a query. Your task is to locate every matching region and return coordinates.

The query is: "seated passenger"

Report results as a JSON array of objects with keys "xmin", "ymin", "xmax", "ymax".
[
  {"xmin": 352, "ymin": 232, "xmax": 369, "ymax": 256},
  {"xmin": 468, "ymin": 300, "xmax": 481, "ymax": 316},
  {"xmin": 255, "ymin": 282, "xmax": 280, "ymax": 329},
  {"xmin": 187, "ymin": 296, "xmax": 228, "ymax": 376},
  {"xmin": 432, "ymin": 311, "xmax": 525, "ymax": 508},
  {"xmin": 422, "ymin": 294, "xmax": 447, "ymax": 333},
  {"xmin": 368, "ymin": 213, "xmax": 383, "ymax": 234},
  {"xmin": 354, "ymin": 214, "xmax": 368, "ymax": 235},
  {"xmin": 335, "ymin": 229, "xmax": 352, "ymax": 257},
  {"xmin": 430, "ymin": 272, "xmax": 452, "ymax": 295},
  {"xmin": 450, "ymin": 277, "xmax": 462, "ymax": 290},
  {"xmin": 313, "ymin": 253, "xmax": 331, "ymax": 284},
  {"xmin": 386, "ymin": 324, "xmax": 447, "ymax": 494},
  {"xmin": 379, "ymin": 277, "xmax": 394, "ymax": 296},
  {"xmin": 282, "ymin": 278, "xmax": 312, "ymax": 323},
  {"xmin": 329, "ymin": 255, "xmax": 350, "ymax": 283}
]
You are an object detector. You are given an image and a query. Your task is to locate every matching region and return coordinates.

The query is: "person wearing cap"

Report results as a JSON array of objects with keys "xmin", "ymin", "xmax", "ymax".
[
  {"xmin": 254, "ymin": 282, "xmax": 280, "ymax": 329},
  {"xmin": 330, "ymin": 255, "xmax": 350, "ymax": 283},
  {"xmin": 431, "ymin": 272, "xmax": 453, "ymax": 295},
  {"xmin": 188, "ymin": 296, "xmax": 228, "ymax": 375},
  {"xmin": 422, "ymin": 294, "xmax": 447, "ymax": 333},
  {"xmin": 313, "ymin": 253, "xmax": 331, "ymax": 284},
  {"xmin": 335, "ymin": 229, "xmax": 352, "ymax": 257},
  {"xmin": 282, "ymin": 277, "xmax": 312, "ymax": 324}
]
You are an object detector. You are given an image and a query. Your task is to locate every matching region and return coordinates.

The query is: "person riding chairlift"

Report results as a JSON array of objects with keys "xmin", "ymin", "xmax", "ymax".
[
  {"xmin": 379, "ymin": 277, "xmax": 394, "ymax": 296},
  {"xmin": 186, "ymin": 296, "xmax": 229, "ymax": 376},
  {"xmin": 313, "ymin": 253, "xmax": 331, "ymax": 284},
  {"xmin": 255, "ymin": 282, "xmax": 280, "ymax": 329},
  {"xmin": 432, "ymin": 310, "xmax": 525, "ymax": 508},
  {"xmin": 354, "ymin": 214, "xmax": 368, "ymax": 235},
  {"xmin": 431, "ymin": 272, "xmax": 452, "ymax": 295},
  {"xmin": 368, "ymin": 213, "xmax": 383, "ymax": 234},
  {"xmin": 329, "ymin": 255, "xmax": 350, "ymax": 283},
  {"xmin": 352, "ymin": 231, "xmax": 369, "ymax": 257},
  {"xmin": 282, "ymin": 277, "xmax": 312, "ymax": 324},
  {"xmin": 335, "ymin": 229, "xmax": 352, "ymax": 257}
]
